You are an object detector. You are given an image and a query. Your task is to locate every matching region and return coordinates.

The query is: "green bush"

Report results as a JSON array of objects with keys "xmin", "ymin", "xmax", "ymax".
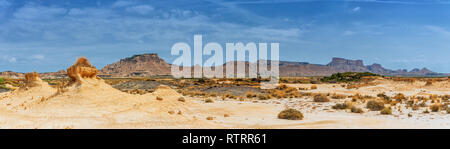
[
  {"xmin": 321, "ymin": 72, "xmax": 379, "ymax": 83},
  {"xmin": 380, "ymin": 107, "xmax": 392, "ymax": 115},
  {"xmin": 0, "ymin": 78, "xmax": 5, "ymax": 85},
  {"xmin": 278, "ymin": 109, "xmax": 304, "ymax": 120},
  {"xmin": 366, "ymin": 100, "xmax": 385, "ymax": 111}
]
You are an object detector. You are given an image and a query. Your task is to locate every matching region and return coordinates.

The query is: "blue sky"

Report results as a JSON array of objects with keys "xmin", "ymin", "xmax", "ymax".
[{"xmin": 1, "ymin": 0, "xmax": 450, "ymax": 73}]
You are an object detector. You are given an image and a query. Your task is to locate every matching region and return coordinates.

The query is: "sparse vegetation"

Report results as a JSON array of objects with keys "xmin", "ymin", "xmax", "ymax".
[
  {"xmin": 310, "ymin": 85, "xmax": 317, "ymax": 90},
  {"xmin": 178, "ymin": 97, "xmax": 185, "ymax": 102},
  {"xmin": 156, "ymin": 96, "xmax": 163, "ymax": 101},
  {"xmin": 380, "ymin": 107, "xmax": 392, "ymax": 115},
  {"xmin": 332, "ymin": 102, "xmax": 353, "ymax": 110},
  {"xmin": 351, "ymin": 107, "xmax": 364, "ymax": 113},
  {"xmin": 313, "ymin": 94, "xmax": 330, "ymax": 102},
  {"xmin": 366, "ymin": 100, "xmax": 385, "ymax": 111},
  {"xmin": 246, "ymin": 92, "xmax": 257, "ymax": 98},
  {"xmin": 258, "ymin": 94, "xmax": 270, "ymax": 100},
  {"xmin": 320, "ymin": 72, "xmax": 379, "ymax": 83},
  {"xmin": 430, "ymin": 104, "xmax": 440, "ymax": 112},
  {"xmin": 278, "ymin": 109, "xmax": 304, "ymax": 120},
  {"xmin": 393, "ymin": 93, "xmax": 406, "ymax": 101},
  {"xmin": 331, "ymin": 93, "xmax": 346, "ymax": 99},
  {"xmin": 205, "ymin": 98, "xmax": 214, "ymax": 103}
]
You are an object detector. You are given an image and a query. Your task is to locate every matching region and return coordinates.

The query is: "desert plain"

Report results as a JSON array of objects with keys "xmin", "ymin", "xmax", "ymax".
[{"xmin": 0, "ymin": 58, "xmax": 449, "ymax": 129}]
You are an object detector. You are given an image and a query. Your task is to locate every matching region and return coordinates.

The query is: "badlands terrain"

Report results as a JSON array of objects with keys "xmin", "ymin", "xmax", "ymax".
[{"xmin": 0, "ymin": 58, "xmax": 449, "ymax": 128}]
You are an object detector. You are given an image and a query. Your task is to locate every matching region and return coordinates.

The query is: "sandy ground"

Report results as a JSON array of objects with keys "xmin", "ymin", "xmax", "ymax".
[{"xmin": 0, "ymin": 76, "xmax": 448, "ymax": 129}]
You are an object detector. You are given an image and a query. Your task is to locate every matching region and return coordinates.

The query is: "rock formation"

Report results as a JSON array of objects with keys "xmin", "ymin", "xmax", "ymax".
[{"xmin": 67, "ymin": 57, "xmax": 100, "ymax": 82}]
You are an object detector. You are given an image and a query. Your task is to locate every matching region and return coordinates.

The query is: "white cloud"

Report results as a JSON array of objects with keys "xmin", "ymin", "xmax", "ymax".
[
  {"xmin": 125, "ymin": 5, "xmax": 155, "ymax": 15},
  {"xmin": 112, "ymin": 0, "xmax": 135, "ymax": 8},
  {"xmin": 1, "ymin": 55, "xmax": 17, "ymax": 63},
  {"xmin": 425, "ymin": 25, "xmax": 450, "ymax": 37},
  {"xmin": 343, "ymin": 30, "xmax": 356, "ymax": 36},
  {"xmin": 352, "ymin": 6, "xmax": 361, "ymax": 12},
  {"xmin": 13, "ymin": 4, "xmax": 67, "ymax": 20},
  {"xmin": 0, "ymin": 0, "xmax": 11, "ymax": 8},
  {"xmin": 31, "ymin": 54, "xmax": 45, "ymax": 60}
]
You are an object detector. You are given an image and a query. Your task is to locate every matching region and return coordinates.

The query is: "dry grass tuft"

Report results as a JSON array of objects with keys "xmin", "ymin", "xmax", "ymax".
[
  {"xmin": 351, "ymin": 107, "xmax": 364, "ymax": 113},
  {"xmin": 178, "ymin": 97, "xmax": 185, "ymax": 102},
  {"xmin": 430, "ymin": 104, "xmax": 441, "ymax": 112},
  {"xmin": 278, "ymin": 109, "xmax": 303, "ymax": 120},
  {"xmin": 380, "ymin": 107, "xmax": 392, "ymax": 115},
  {"xmin": 332, "ymin": 101, "xmax": 353, "ymax": 110},
  {"xmin": 313, "ymin": 94, "xmax": 330, "ymax": 102},
  {"xmin": 205, "ymin": 98, "xmax": 214, "ymax": 103},
  {"xmin": 366, "ymin": 100, "xmax": 385, "ymax": 111}
]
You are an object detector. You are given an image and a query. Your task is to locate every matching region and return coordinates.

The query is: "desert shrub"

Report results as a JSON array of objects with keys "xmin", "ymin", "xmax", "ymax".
[
  {"xmin": 258, "ymin": 94, "xmax": 269, "ymax": 100},
  {"xmin": 411, "ymin": 104, "xmax": 420, "ymax": 110},
  {"xmin": 178, "ymin": 97, "xmax": 185, "ymax": 102},
  {"xmin": 298, "ymin": 87, "xmax": 308, "ymax": 90},
  {"xmin": 205, "ymin": 98, "xmax": 214, "ymax": 103},
  {"xmin": 310, "ymin": 85, "xmax": 318, "ymax": 90},
  {"xmin": 246, "ymin": 92, "xmax": 257, "ymax": 98},
  {"xmin": 313, "ymin": 94, "xmax": 330, "ymax": 102},
  {"xmin": 0, "ymin": 78, "xmax": 5, "ymax": 84},
  {"xmin": 366, "ymin": 100, "xmax": 385, "ymax": 111},
  {"xmin": 276, "ymin": 84, "xmax": 289, "ymax": 90},
  {"xmin": 430, "ymin": 104, "xmax": 440, "ymax": 112},
  {"xmin": 206, "ymin": 116, "xmax": 214, "ymax": 120},
  {"xmin": 447, "ymin": 108, "xmax": 450, "ymax": 114},
  {"xmin": 423, "ymin": 109, "xmax": 430, "ymax": 114},
  {"xmin": 377, "ymin": 92, "xmax": 391, "ymax": 103},
  {"xmin": 419, "ymin": 102, "xmax": 427, "ymax": 107},
  {"xmin": 331, "ymin": 93, "xmax": 346, "ymax": 99},
  {"xmin": 209, "ymin": 92, "xmax": 217, "ymax": 97},
  {"xmin": 320, "ymin": 72, "xmax": 379, "ymax": 83},
  {"xmin": 277, "ymin": 109, "xmax": 304, "ymax": 120},
  {"xmin": 224, "ymin": 114, "xmax": 230, "ymax": 117},
  {"xmin": 332, "ymin": 102, "xmax": 353, "ymax": 110},
  {"xmin": 156, "ymin": 96, "xmax": 163, "ymax": 101},
  {"xmin": 393, "ymin": 93, "xmax": 406, "ymax": 101},
  {"xmin": 351, "ymin": 107, "xmax": 364, "ymax": 113},
  {"xmin": 380, "ymin": 107, "xmax": 392, "ymax": 115}
]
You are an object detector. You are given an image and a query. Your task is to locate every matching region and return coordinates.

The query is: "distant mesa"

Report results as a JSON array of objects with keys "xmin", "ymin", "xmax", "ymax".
[
  {"xmin": 100, "ymin": 53, "xmax": 171, "ymax": 77},
  {"xmin": 0, "ymin": 54, "xmax": 448, "ymax": 78}
]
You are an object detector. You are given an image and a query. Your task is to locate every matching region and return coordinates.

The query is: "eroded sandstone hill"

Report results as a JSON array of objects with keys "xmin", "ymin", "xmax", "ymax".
[
  {"xmin": 0, "ymin": 54, "xmax": 446, "ymax": 78},
  {"xmin": 100, "ymin": 53, "xmax": 171, "ymax": 77}
]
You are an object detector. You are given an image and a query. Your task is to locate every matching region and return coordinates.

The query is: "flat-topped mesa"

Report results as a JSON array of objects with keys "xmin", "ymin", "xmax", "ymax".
[{"xmin": 67, "ymin": 57, "xmax": 100, "ymax": 82}]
